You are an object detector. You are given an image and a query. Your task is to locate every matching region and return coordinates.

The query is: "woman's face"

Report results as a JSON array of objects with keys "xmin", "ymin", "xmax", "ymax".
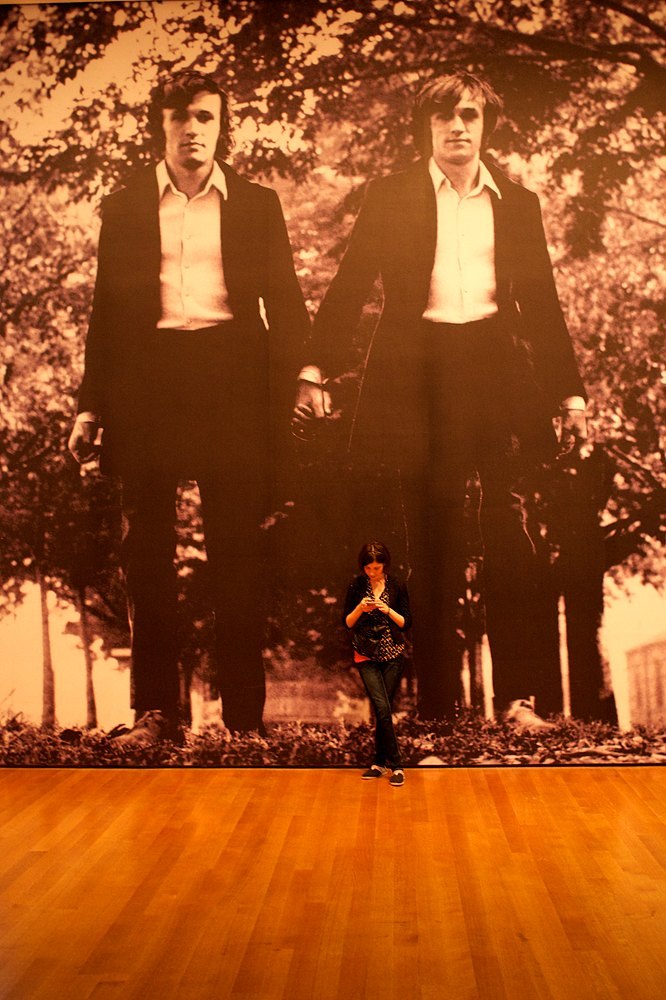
[{"xmin": 363, "ymin": 561, "xmax": 386, "ymax": 582}]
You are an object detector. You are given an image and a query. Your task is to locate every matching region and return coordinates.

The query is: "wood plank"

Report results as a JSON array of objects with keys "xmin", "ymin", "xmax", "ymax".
[{"xmin": 0, "ymin": 767, "xmax": 663, "ymax": 999}]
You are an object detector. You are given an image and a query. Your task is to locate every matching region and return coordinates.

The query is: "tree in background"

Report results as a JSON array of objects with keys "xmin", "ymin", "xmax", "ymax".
[
  {"xmin": 0, "ymin": 181, "xmax": 124, "ymax": 727},
  {"xmin": 0, "ymin": 0, "xmax": 663, "ymax": 723}
]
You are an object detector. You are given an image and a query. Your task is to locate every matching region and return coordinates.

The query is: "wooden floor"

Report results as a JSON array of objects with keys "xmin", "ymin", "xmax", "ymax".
[{"xmin": 0, "ymin": 767, "xmax": 664, "ymax": 1000}]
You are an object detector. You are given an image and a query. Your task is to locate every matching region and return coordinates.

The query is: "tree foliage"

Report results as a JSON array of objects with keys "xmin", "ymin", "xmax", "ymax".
[
  {"xmin": 1, "ymin": 2, "xmax": 664, "ymax": 218},
  {"xmin": 0, "ymin": 180, "xmax": 123, "ymax": 630}
]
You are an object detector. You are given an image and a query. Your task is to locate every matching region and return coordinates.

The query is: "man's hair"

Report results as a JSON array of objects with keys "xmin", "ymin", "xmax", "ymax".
[
  {"xmin": 358, "ymin": 541, "xmax": 392, "ymax": 573},
  {"xmin": 148, "ymin": 71, "xmax": 232, "ymax": 159},
  {"xmin": 412, "ymin": 71, "xmax": 503, "ymax": 156}
]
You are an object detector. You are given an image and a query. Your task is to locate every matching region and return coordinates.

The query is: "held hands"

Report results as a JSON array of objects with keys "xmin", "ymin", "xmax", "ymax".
[
  {"xmin": 68, "ymin": 415, "xmax": 101, "ymax": 464},
  {"xmin": 291, "ymin": 379, "xmax": 336, "ymax": 442},
  {"xmin": 558, "ymin": 408, "xmax": 587, "ymax": 456}
]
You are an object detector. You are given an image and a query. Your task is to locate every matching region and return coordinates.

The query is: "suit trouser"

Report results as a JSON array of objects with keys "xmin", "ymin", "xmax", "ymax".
[
  {"xmin": 550, "ymin": 452, "xmax": 618, "ymax": 724},
  {"xmin": 406, "ymin": 318, "xmax": 559, "ymax": 720},
  {"xmin": 120, "ymin": 472, "xmax": 267, "ymax": 733},
  {"xmin": 118, "ymin": 326, "xmax": 268, "ymax": 733}
]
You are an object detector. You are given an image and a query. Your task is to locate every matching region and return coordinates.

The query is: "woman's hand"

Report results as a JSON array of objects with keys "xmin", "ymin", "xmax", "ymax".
[
  {"xmin": 346, "ymin": 596, "xmax": 377, "ymax": 628},
  {"xmin": 359, "ymin": 597, "xmax": 390, "ymax": 614}
]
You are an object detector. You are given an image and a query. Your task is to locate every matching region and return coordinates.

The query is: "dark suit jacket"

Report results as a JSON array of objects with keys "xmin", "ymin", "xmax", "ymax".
[
  {"xmin": 310, "ymin": 159, "xmax": 586, "ymax": 473},
  {"xmin": 77, "ymin": 161, "xmax": 310, "ymax": 476},
  {"xmin": 343, "ymin": 574, "xmax": 412, "ymax": 645}
]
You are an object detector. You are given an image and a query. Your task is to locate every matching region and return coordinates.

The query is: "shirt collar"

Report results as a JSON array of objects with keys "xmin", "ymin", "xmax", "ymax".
[
  {"xmin": 428, "ymin": 157, "xmax": 502, "ymax": 200},
  {"xmin": 156, "ymin": 159, "xmax": 228, "ymax": 201}
]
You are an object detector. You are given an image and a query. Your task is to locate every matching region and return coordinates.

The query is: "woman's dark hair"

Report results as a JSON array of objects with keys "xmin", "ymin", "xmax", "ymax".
[
  {"xmin": 358, "ymin": 541, "xmax": 391, "ymax": 572},
  {"xmin": 412, "ymin": 71, "xmax": 503, "ymax": 157},
  {"xmin": 148, "ymin": 71, "xmax": 232, "ymax": 159}
]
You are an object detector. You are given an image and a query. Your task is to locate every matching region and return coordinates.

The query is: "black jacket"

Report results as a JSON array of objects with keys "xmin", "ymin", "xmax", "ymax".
[
  {"xmin": 310, "ymin": 158, "xmax": 585, "ymax": 472},
  {"xmin": 77, "ymin": 161, "xmax": 310, "ymax": 475},
  {"xmin": 343, "ymin": 574, "xmax": 412, "ymax": 646}
]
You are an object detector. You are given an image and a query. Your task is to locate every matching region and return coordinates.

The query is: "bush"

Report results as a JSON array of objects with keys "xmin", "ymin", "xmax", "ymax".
[{"xmin": 2, "ymin": 713, "xmax": 665, "ymax": 768}]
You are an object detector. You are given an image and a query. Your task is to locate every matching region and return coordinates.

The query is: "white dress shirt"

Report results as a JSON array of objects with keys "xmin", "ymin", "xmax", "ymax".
[
  {"xmin": 156, "ymin": 159, "xmax": 234, "ymax": 330},
  {"xmin": 422, "ymin": 158, "xmax": 501, "ymax": 324}
]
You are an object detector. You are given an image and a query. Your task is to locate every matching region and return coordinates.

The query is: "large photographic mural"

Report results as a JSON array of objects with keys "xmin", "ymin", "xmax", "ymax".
[{"xmin": 1, "ymin": 1, "xmax": 664, "ymax": 767}]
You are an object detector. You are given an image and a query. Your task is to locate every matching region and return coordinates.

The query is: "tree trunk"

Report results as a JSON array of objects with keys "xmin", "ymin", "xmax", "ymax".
[
  {"xmin": 77, "ymin": 586, "xmax": 97, "ymax": 729},
  {"xmin": 37, "ymin": 571, "xmax": 56, "ymax": 730}
]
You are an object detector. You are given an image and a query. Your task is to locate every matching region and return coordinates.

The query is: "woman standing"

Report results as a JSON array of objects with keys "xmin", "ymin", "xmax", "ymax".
[{"xmin": 344, "ymin": 542, "xmax": 412, "ymax": 786}]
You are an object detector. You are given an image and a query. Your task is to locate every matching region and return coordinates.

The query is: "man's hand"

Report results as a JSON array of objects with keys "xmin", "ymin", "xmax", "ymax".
[
  {"xmin": 291, "ymin": 379, "xmax": 335, "ymax": 441},
  {"xmin": 68, "ymin": 415, "xmax": 101, "ymax": 464},
  {"xmin": 559, "ymin": 407, "xmax": 587, "ymax": 456}
]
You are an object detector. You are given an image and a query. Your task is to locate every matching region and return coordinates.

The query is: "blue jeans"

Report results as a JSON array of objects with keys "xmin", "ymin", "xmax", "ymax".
[{"xmin": 357, "ymin": 657, "xmax": 403, "ymax": 769}]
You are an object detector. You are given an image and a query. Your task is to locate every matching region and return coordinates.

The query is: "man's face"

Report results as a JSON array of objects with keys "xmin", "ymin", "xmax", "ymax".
[
  {"xmin": 429, "ymin": 91, "xmax": 484, "ymax": 171},
  {"xmin": 162, "ymin": 90, "xmax": 222, "ymax": 172}
]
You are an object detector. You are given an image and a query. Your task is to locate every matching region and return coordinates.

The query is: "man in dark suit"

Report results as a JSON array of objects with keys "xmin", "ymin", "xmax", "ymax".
[
  {"xmin": 69, "ymin": 72, "xmax": 310, "ymax": 743},
  {"xmin": 293, "ymin": 72, "xmax": 587, "ymax": 729}
]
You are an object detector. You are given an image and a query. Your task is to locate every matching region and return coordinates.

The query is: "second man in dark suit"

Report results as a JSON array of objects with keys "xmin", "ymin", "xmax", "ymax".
[{"xmin": 293, "ymin": 72, "xmax": 587, "ymax": 729}]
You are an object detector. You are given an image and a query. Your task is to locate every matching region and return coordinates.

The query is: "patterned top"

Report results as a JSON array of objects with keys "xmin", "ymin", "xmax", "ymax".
[{"xmin": 354, "ymin": 578, "xmax": 406, "ymax": 663}]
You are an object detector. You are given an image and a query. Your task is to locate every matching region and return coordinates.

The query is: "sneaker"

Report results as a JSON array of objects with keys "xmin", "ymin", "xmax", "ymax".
[
  {"xmin": 362, "ymin": 765, "xmax": 388, "ymax": 779},
  {"xmin": 389, "ymin": 769, "xmax": 405, "ymax": 787},
  {"xmin": 106, "ymin": 722, "xmax": 131, "ymax": 739},
  {"xmin": 111, "ymin": 710, "xmax": 180, "ymax": 748},
  {"xmin": 504, "ymin": 699, "xmax": 555, "ymax": 733}
]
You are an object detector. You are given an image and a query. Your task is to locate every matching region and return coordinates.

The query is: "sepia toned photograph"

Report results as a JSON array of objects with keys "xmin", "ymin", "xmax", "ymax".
[{"xmin": 0, "ymin": 0, "xmax": 664, "ymax": 768}]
